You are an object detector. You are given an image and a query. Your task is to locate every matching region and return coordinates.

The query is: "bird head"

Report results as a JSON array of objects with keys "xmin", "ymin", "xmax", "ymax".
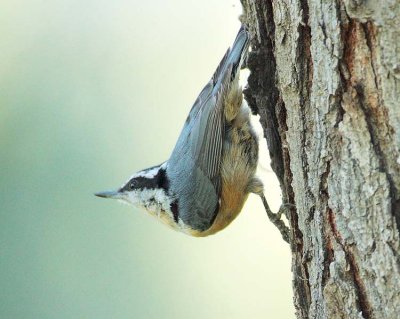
[{"xmin": 95, "ymin": 162, "xmax": 171, "ymax": 210}]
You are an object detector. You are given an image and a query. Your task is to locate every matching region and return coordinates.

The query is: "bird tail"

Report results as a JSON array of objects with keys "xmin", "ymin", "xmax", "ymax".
[{"xmin": 211, "ymin": 25, "xmax": 250, "ymax": 86}]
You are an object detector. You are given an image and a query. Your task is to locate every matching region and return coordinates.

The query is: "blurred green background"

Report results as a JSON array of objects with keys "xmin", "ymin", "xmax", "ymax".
[{"xmin": 0, "ymin": 1, "xmax": 294, "ymax": 318}]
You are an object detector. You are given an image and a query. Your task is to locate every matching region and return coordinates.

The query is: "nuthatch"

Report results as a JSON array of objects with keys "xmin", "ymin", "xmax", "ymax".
[{"xmin": 96, "ymin": 26, "xmax": 289, "ymax": 240}]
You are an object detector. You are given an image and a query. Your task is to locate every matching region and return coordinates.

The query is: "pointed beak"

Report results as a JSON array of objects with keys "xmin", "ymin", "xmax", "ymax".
[{"xmin": 94, "ymin": 190, "xmax": 121, "ymax": 199}]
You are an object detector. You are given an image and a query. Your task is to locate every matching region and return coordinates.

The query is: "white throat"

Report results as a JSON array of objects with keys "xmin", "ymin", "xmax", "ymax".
[{"xmin": 124, "ymin": 188, "xmax": 172, "ymax": 216}]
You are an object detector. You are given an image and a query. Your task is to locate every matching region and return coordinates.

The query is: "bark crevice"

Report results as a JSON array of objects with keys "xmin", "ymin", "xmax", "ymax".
[
  {"xmin": 355, "ymin": 83, "xmax": 400, "ymax": 234},
  {"xmin": 241, "ymin": 1, "xmax": 312, "ymax": 317},
  {"xmin": 242, "ymin": 1, "xmax": 400, "ymax": 318},
  {"xmin": 242, "ymin": 0, "xmax": 285, "ymax": 187},
  {"xmin": 327, "ymin": 207, "xmax": 372, "ymax": 318},
  {"xmin": 340, "ymin": 7, "xmax": 400, "ymax": 235}
]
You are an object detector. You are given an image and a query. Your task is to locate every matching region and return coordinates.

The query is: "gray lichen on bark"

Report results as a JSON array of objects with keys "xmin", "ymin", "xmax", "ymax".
[{"xmin": 240, "ymin": 0, "xmax": 400, "ymax": 318}]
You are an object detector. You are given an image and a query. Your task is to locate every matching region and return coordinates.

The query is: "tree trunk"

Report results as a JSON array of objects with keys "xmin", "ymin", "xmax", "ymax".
[{"xmin": 240, "ymin": 0, "xmax": 400, "ymax": 318}]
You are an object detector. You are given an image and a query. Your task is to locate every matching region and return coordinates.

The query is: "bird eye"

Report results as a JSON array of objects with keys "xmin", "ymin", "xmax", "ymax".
[{"xmin": 129, "ymin": 181, "xmax": 137, "ymax": 189}]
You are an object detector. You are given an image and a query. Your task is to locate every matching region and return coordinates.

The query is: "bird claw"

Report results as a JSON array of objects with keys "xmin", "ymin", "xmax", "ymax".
[{"xmin": 260, "ymin": 195, "xmax": 292, "ymax": 244}]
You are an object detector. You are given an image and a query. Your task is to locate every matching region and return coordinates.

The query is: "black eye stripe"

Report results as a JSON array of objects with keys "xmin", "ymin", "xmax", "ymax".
[
  {"xmin": 122, "ymin": 167, "xmax": 169, "ymax": 192},
  {"xmin": 134, "ymin": 177, "xmax": 156, "ymax": 189}
]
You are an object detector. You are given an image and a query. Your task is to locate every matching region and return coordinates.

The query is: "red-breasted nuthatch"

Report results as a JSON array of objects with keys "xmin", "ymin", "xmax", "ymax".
[{"xmin": 96, "ymin": 26, "xmax": 288, "ymax": 239}]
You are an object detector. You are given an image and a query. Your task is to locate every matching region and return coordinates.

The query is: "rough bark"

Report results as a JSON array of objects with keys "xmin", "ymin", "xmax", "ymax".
[{"xmin": 240, "ymin": 0, "xmax": 400, "ymax": 318}]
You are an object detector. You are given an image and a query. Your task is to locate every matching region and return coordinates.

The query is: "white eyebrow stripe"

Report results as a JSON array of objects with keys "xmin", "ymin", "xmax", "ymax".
[
  {"xmin": 160, "ymin": 162, "xmax": 167, "ymax": 169},
  {"xmin": 136, "ymin": 167, "xmax": 160, "ymax": 178},
  {"xmin": 121, "ymin": 162, "xmax": 168, "ymax": 188}
]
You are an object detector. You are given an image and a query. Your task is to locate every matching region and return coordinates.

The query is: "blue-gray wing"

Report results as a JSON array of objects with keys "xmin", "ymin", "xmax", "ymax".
[
  {"xmin": 189, "ymin": 68, "xmax": 232, "ymax": 192},
  {"xmin": 166, "ymin": 26, "xmax": 249, "ymax": 231},
  {"xmin": 174, "ymin": 26, "xmax": 249, "ymax": 188}
]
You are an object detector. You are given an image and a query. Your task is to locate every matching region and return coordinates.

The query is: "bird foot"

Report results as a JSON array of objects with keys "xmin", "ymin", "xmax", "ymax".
[{"xmin": 260, "ymin": 195, "xmax": 292, "ymax": 244}]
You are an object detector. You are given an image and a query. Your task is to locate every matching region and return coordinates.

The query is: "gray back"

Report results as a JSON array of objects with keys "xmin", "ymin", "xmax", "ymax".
[{"xmin": 167, "ymin": 26, "xmax": 249, "ymax": 231}]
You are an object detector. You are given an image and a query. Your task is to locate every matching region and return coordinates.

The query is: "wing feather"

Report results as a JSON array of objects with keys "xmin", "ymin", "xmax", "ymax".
[{"xmin": 166, "ymin": 27, "xmax": 249, "ymax": 230}]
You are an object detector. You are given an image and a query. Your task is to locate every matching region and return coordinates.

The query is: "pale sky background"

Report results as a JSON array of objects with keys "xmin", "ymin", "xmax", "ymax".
[{"xmin": 0, "ymin": 1, "xmax": 294, "ymax": 318}]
